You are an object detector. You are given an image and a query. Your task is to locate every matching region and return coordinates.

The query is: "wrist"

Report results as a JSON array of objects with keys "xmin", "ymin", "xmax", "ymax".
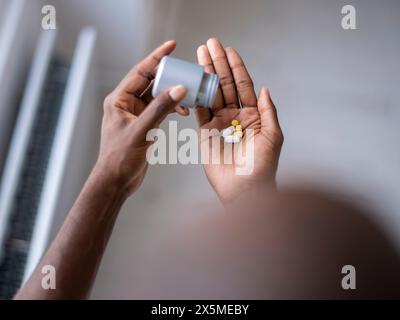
[
  {"xmin": 217, "ymin": 177, "xmax": 277, "ymax": 206},
  {"xmin": 89, "ymin": 162, "xmax": 132, "ymax": 202}
]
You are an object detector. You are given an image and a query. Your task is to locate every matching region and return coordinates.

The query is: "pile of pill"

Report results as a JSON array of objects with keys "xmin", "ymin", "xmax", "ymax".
[{"xmin": 222, "ymin": 119, "xmax": 243, "ymax": 143}]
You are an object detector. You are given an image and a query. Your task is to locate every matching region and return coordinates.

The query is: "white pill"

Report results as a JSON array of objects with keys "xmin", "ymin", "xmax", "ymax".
[
  {"xmin": 224, "ymin": 135, "xmax": 241, "ymax": 143},
  {"xmin": 222, "ymin": 126, "xmax": 235, "ymax": 137}
]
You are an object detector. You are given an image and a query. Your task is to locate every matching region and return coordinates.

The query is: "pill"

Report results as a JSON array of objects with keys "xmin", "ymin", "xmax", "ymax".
[
  {"xmin": 233, "ymin": 131, "xmax": 243, "ymax": 138},
  {"xmin": 235, "ymin": 125, "xmax": 242, "ymax": 131},
  {"xmin": 224, "ymin": 135, "xmax": 241, "ymax": 143},
  {"xmin": 231, "ymin": 119, "xmax": 239, "ymax": 127},
  {"xmin": 222, "ymin": 126, "xmax": 235, "ymax": 137}
]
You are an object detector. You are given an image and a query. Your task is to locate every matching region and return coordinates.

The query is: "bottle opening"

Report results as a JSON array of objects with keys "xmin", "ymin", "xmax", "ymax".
[{"xmin": 197, "ymin": 73, "xmax": 219, "ymax": 108}]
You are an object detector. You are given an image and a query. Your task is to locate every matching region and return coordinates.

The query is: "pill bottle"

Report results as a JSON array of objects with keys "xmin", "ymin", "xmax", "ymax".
[{"xmin": 152, "ymin": 56, "xmax": 219, "ymax": 108}]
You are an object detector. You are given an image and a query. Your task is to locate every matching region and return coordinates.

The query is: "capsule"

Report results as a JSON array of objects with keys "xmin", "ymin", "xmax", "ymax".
[
  {"xmin": 224, "ymin": 135, "xmax": 241, "ymax": 143},
  {"xmin": 222, "ymin": 126, "xmax": 235, "ymax": 137}
]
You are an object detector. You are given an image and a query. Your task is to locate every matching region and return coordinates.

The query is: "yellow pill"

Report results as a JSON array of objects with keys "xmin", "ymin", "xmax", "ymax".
[
  {"xmin": 233, "ymin": 131, "xmax": 243, "ymax": 138},
  {"xmin": 231, "ymin": 119, "xmax": 239, "ymax": 127},
  {"xmin": 235, "ymin": 125, "xmax": 242, "ymax": 131}
]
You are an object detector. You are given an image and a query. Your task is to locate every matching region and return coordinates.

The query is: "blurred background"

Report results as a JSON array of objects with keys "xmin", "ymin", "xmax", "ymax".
[{"xmin": 0, "ymin": 0, "xmax": 399, "ymax": 299}]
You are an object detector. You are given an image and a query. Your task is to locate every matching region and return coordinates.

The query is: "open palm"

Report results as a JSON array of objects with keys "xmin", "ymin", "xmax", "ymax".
[{"xmin": 195, "ymin": 38, "xmax": 283, "ymax": 203}]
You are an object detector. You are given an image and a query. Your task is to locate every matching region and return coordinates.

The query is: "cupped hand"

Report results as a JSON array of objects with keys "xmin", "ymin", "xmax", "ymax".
[{"xmin": 195, "ymin": 38, "xmax": 283, "ymax": 204}]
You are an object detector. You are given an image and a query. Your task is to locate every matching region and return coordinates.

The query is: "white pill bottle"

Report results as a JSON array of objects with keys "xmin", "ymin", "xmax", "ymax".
[{"xmin": 152, "ymin": 56, "xmax": 219, "ymax": 108}]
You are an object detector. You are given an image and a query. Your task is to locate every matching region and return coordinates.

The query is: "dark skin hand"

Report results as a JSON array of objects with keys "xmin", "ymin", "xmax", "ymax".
[
  {"xmin": 14, "ymin": 41, "xmax": 187, "ymax": 299},
  {"xmin": 14, "ymin": 38, "xmax": 283, "ymax": 299},
  {"xmin": 196, "ymin": 38, "xmax": 283, "ymax": 203},
  {"xmin": 98, "ymin": 40, "xmax": 188, "ymax": 195}
]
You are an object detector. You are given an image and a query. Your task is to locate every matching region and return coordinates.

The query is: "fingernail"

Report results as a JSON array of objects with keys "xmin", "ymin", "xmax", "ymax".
[
  {"xmin": 207, "ymin": 38, "xmax": 220, "ymax": 56},
  {"xmin": 169, "ymin": 85, "xmax": 187, "ymax": 101},
  {"xmin": 197, "ymin": 45, "xmax": 208, "ymax": 61}
]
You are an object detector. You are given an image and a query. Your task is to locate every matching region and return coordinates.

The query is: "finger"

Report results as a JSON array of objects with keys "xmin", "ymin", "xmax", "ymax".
[
  {"xmin": 141, "ymin": 81, "xmax": 188, "ymax": 116},
  {"xmin": 175, "ymin": 106, "xmax": 190, "ymax": 116},
  {"xmin": 195, "ymin": 46, "xmax": 213, "ymax": 126},
  {"xmin": 258, "ymin": 87, "xmax": 282, "ymax": 135},
  {"xmin": 225, "ymin": 47, "xmax": 257, "ymax": 108},
  {"xmin": 197, "ymin": 45, "xmax": 224, "ymax": 112},
  {"xmin": 118, "ymin": 40, "xmax": 176, "ymax": 96},
  {"xmin": 206, "ymin": 38, "xmax": 239, "ymax": 108},
  {"xmin": 136, "ymin": 85, "xmax": 187, "ymax": 137},
  {"xmin": 140, "ymin": 81, "xmax": 154, "ymax": 105}
]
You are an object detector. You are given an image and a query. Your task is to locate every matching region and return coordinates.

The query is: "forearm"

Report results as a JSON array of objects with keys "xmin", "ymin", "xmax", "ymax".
[{"xmin": 15, "ymin": 166, "xmax": 127, "ymax": 299}]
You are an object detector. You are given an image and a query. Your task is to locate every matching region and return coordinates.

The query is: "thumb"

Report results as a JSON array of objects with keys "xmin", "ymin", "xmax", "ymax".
[
  {"xmin": 257, "ymin": 87, "xmax": 281, "ymax": 135},
  {"xmin": 137, "ymin": 85, "xmax": 187, "ymax": 133}
]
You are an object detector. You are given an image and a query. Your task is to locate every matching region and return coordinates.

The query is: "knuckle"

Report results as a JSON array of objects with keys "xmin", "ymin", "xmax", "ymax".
[
  {"xmin": 153, "ymin": 94, "xmax": 171, "ymax": 113},
  {"xmin": 150, "ymin": 53, "xmax": 161, "ymax": 64},
  {"xmin": 134, "ymin": 65, "xmax": 153, "ymax": 82},
  {"xmin": 230, "ymin": 61, "xmax": 245, "ymax": 70},
  {"xmin": 236, "ymin": 78, "xmax": 254, "ymax": 90},
  {"xmin": 212, "ymin": 55, "xmax": 226, "ymax": 63},
  {"xmin": 103, "ymin": 93, "xmax": 115, "ymax": 112},
  {"xmin": 104, "ymin": 92, "xmax": 131, "ymax": 112},
  {"xmin": 203, "ymin": 62, "xmax": 214, "ymax": 70},
  {"xmin": 219, "ymin": 75, "xmax": 235, "ymax": 87}
]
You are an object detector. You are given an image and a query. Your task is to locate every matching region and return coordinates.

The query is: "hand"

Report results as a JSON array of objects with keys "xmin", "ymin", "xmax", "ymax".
[
  {"xmin": 195, "ymin": 38, "xmax": 283, "ymax": 204},
  {"xmin": 95, "ymin": 41, "xmax": 187, "ymax": 196}
]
